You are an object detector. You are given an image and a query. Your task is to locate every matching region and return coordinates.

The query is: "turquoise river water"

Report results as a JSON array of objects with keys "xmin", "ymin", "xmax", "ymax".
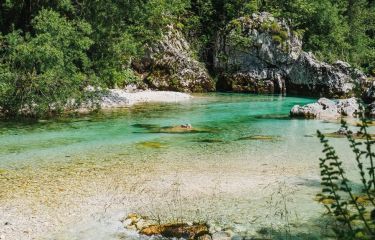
[{"xmin": 0, "ymin": 94, "xmax": 365, "ymax": 240}]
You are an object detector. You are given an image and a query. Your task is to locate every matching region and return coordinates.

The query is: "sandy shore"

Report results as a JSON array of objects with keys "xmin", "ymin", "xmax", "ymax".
[{"xmin": 98, "ymin": 90, "xmax": 192, "ymax": 109}]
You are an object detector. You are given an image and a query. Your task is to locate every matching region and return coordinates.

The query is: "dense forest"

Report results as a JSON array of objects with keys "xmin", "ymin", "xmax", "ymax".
[{"xmin": 0, "ymin": 0, "xmax": 374, "ymax": 117}]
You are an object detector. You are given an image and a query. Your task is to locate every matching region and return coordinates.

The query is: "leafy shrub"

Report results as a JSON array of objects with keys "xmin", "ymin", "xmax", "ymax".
[
  {"xmin": 0, "ymin": 9, "xmax": 94, "ymax": 117},
  {"xmin": 227, "ymin": 20, "xmax": 253, "ymax": 50},
  {"xmin": 317, "ymin": 116, "xmax": 375, "ymax": 239}
]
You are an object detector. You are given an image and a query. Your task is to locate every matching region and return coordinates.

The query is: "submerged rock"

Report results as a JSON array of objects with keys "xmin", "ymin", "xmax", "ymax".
[
  {"xmin": 290, "ymin": 97, "xmax": 359, "ymax": 119},
  {"xmin": 195, "ymin": 138, "xmax": 225, "ymax": 143},
  {"xmin": 181, "ymin": 123, "xmax": 193, "ymax": 129},
  {"xmin": 122, "ymin": 213, "xmax": 209, "ymax": 239},
  {"xmin": 134, "ymin": 25, "xmax": 215, "ymax": 93},
  {"xmin": 132, "ymin": 123, "xmax": 214, "ymax": 134},
  {"xmin": 211, "ymin": 231, "xmax": 231, "ymax": 240},
  {"xmin": 136, "ymin": 141, "xmax": 167, "ymax": 149},
  {"xmin": 158, "ymin": 126, "xmax": 212, "ymax": 134},
  {"xmin": 140, "ymin": 223, "xmax": 210, "ymax": 239},
  {"xmin": 214, "ymin": 12, "xmax": 366, "ymax": 96},
  {"xmin": 324, "ymin": 131, "xmax": 375, "ymax": 139}
]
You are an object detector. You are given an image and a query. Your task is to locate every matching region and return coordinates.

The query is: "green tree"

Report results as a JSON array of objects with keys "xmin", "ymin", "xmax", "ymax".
[{"xmin": 0, "ymin": 9, "xmax": 93, "ymax": 117}]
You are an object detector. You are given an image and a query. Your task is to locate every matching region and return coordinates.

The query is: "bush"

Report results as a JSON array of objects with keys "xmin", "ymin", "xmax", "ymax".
[
  {"xmin": 317, "ymin": 116, "xmax": 375, "ymax": 239},
  {"xmin": 0, "ymin": 9, "xmax": 94, "ymax": 118}
]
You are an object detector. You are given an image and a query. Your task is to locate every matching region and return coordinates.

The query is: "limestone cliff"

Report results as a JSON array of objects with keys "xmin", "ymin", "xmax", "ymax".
[
  {"xmin": 214, "ymin": 12, "xmax": 366, "ymax": 97},
  {"xmin": 134, "ymin": 26, "xmax": 215, "ymax": 93}
]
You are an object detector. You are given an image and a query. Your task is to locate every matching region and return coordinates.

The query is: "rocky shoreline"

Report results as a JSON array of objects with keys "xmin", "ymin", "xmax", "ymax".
[{"xmin": 290, "ymin": 98, "xmax": 360, "ymax": 119}]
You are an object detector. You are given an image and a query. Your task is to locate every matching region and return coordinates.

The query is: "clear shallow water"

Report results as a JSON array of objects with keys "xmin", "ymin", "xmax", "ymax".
[
  {"xmin": 0, "ymin": 93, "xmax": 363, "ymax": 239},
  {"xmin": 0, "ymin": 94, "xmax": 318, "ymax": 167}
]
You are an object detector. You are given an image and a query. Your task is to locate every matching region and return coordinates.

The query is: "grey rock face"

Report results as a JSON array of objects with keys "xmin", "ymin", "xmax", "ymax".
[
  {"xmin": 337, "ymin": 98, "xmax": 360, "ymax": 117},
  {"xmin": 363, "ymin": 81, "xmax": 375, "ymax": 103},
  {"xmin": 366, "ymin": 102, "xmax": 375, "ymax": 118},
  {"xmin": 135, "ymin": 26, "xmax": 215, "ymax": 93},
  {"xmin": 215, "ymin": 12, "xmax": 366, "ymax": 96},
  {"xmin": 287, "ymin": 53, "xmax": 364, "ymax": 96},
  {"xmin": 290, "ymin": 97, "xmax": 359, "ymax": 119}
]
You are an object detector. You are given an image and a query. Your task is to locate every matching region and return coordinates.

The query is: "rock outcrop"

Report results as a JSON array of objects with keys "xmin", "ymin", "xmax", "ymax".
[
  {"xmin": 134, "ymin": 26, "xmax": 215, "ymax": 93},
  {"xmin": 214, "ymin": 12, "xmax": 366, "ymax": 97},
  {"xmin": 363, "ymin": 80, "xmax": 375, "ymax": 104},
  {"xmin": 290, "ymin": 97, "xmax": 359, "ymax": 119},
  {"xmin": 366, "ymin": 102, "xmax": 375, "ymax": 118}
]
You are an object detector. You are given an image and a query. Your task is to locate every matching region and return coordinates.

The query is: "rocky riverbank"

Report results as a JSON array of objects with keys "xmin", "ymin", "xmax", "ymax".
[
  {"xmin": 290, "ymin": 98, "xmax": 360, "ymax": 119},
  {"xmin": 127, "ymin": 12, "xmax": 369, "ymax": 99}
]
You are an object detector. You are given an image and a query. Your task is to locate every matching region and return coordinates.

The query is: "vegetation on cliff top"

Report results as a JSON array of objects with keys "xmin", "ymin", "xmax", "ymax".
[{"xmin": 0, "ymin": 0, "xmax": 374, "ymax": 117}]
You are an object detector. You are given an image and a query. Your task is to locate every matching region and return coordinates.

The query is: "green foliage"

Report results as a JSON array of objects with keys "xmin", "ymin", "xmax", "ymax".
[
  {"xmin": 317, "ymin": 116, "xmax": 375, "ymax": 238},
  {"xmin": 186, "ymin": 0, "xmax": 374, "ymax": 74},
  {"xmin": 227, "ymin": 19, "xmax": 254, "ymax": 51},
  {"xmin": 0, "ymin": 0, "xmax": 374, "ymax": 117},
  {"xmin": 0, "ymin": 9, "xmax": 93, "ymax": 117},
  {"xmin": 260, "ymin": 0, "xmax": 374, "ymax": 73}
]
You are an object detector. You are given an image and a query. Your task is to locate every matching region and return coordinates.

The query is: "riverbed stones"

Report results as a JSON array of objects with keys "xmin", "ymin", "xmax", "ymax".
[
  {"xmin": 122, "ymin": 213, "xmax": 211, "ymax": 239},
  {"xmin": 212, "ymin": 231, "xmax": 232, "ymax": 240},
  {"xmin": 290, "ymin": 97, "xmax": 359, "ymax": 119},
  {"xmin": 140, "ymin": 223, "xmax": 210, "ymax": 239},
  {"xmin": 198, "ymin": 234, "xmax": 213, "ymax": 240}
]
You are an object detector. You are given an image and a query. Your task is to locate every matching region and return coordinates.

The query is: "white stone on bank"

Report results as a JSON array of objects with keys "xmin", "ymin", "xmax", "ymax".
[{"xmin": 82, "ymin": 89, "xmax": 192, "ymax": 111}]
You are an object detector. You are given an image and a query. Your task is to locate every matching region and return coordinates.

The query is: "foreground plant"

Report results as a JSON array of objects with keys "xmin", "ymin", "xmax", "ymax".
[{"xmin": 317, "ymin": 117, "xmax": 375, "ymax": 239}]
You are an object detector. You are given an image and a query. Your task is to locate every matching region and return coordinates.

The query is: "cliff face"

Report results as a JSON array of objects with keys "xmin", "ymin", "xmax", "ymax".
[
  {"xmin": 214, "ymin": 12, "xmax": 366, "ymax": 97},
  {"xmin": 134, "ymin": 26, "xmax": 215, "ymax": 93}
]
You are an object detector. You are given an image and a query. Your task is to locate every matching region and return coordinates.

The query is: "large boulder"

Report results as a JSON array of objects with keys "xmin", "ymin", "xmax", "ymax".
[
  {"xmin": 215, "ymin": 12, "xmax": 366, "ymax": 97},
  {"xmin": 367, "ymin": 102, "xmax": 375, "ymax": 118},
  {"xmin": 362, "ymin": 80, "xmax": 375, "ymax": 104},
  {"xmin": 290, "ymin": 97, "xmax": 360, "ymax": 119},
  {"xmin": 287, "ymin": 56, "xmax": 365, "ymax": 97},
  {"xmin": 134, "ymin": 26, "xmax": 215, "ymax": 93}
]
